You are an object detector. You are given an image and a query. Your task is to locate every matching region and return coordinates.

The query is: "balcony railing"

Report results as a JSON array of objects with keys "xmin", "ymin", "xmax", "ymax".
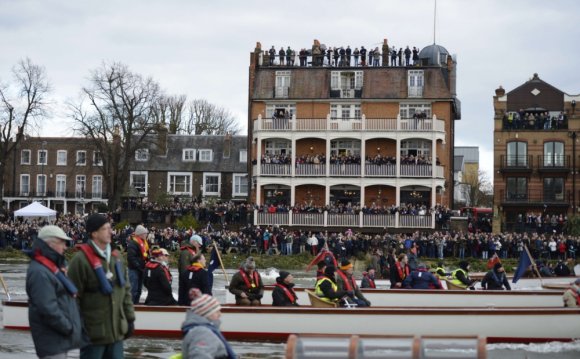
[
  {"xmin": 365, "ymin": 163, "xmax": 396, "ymax": 177},
  {"xmin": 500, "ymin": 155, "xmax": 532, "ymax": 171},
  {"xmin": 329, "ymin": 163, "xmax": 361, "ymax": 176},
  {"xmin": 254, "ymin": 115, "xmax": 445, "ymax": 133},
  {"xmin": 501, "ymin": 189, "xmax": 570, "ymax": 204},
  {"xmin": 256, "ymin": 163, "xmax": 443, "ymax": 178},
  {"xmin": 255, "ymin": 211, "xmax": 434, "ymax": 229},
  {"xmin": 3, "ymin": 190, "xmax": 108, "ymax": 200},
  {"xmin": 537, "ymin": 155, "xmax": 569, "ymax": 170}
]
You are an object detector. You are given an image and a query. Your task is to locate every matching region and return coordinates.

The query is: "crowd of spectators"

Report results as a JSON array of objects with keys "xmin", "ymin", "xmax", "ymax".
[
  {"xmin": 259, "ymin": 152, "xmax": 439, "ymax": 166},
  {"xmin": 265, "ymin": 42, "xmax": 421, "ymax": 68},
  {"xmin": 503, "ymin": 110, "xmax": 568, "ymax": 130}
]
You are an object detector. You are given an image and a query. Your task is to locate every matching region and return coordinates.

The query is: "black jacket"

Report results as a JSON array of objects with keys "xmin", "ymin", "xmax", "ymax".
[
  {"xmin": 143, "ymin": 261, "xmax": 177, "ymax": 305},
  {"xmin": 26, "ymin": 238, "xmax": 87, "ymax": 357},
  {"xmin": 126, "ymin": 236, "xmax": 146, "ymax": 272},
  {"xmin": 272, "ymin": 282, "xmax": 299, "ymax": 307},
  {"xmin": 179, "ymin": 266, "xmax": 211, "ymax": 305},
  {"xmin": 481, "ymin": 269, "xmax": 511, "ymax": 290}
]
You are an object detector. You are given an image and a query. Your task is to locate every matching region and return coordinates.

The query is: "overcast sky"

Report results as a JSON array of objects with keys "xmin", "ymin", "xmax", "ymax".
[{"xmin": 2, "ymin": 0, "xmax": 579, "ymax": 181}]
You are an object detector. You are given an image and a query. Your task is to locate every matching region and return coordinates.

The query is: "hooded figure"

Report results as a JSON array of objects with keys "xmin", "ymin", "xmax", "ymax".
[
  {"xmin": 272, "ymin": 271, "xmax": 299, "ymax": 306},
  {"xmin": 481, "ymin": 262, "xmax": 511, "ymax": 290}
]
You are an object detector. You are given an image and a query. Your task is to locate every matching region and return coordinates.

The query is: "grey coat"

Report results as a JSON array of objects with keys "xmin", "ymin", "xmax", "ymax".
[
  {"xmin": 181, "ymin": 311, "xmax": 229, "ymax": 359},
  {"xmin": 26, "ymin": 238, "xmax": 87, "ymax": 357}
]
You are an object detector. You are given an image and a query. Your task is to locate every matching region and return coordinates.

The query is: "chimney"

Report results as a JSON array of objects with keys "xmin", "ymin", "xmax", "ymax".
[
  {"xmin": 157, "ymin": 123, "xmax": 168, "ymax": 155},
  {"xmin": 224, "ymin": 132, "xmax": 232, "ymax": 158}
]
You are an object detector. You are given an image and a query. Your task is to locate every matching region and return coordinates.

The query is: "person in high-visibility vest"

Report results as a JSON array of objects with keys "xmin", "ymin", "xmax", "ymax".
[
  {"xmin": 450, "ymin": 261, "xmax": 476, "ymax": 289},
  {"xmin": 315, "ymin": 266, "xmax": 348, "ymax": 305}
]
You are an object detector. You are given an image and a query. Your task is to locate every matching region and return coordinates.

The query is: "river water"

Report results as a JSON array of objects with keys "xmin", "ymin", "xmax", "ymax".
[{"xmin": 1, "ymin": 261, "xmax": 580, "ymax": 359}]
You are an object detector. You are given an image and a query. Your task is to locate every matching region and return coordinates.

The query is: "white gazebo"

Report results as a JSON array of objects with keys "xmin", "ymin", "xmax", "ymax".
[{"xmin": 14, "ymin": 201, "xmax": 57, "ymax": 222}]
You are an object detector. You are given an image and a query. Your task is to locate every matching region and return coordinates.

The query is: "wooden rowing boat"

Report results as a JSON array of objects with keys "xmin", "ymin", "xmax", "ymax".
[
  {"xmin": 225, "ymin": 286, "xmax": 565, "ymax": 307},
  {"xmin": 3, "ymin": 300, "xmax": 579, "ymax": 344}
]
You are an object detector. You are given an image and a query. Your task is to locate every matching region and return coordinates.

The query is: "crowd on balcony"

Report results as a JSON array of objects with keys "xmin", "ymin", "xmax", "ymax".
[
  {"xmin": 295, "ymin": 153, "xmax": 326, "ymax": 165},
  {"xmin": 329, "ymin": 153, "xmax": 361, "ymax": 165},
  {"xmin": 503, "ymin": 110, "xmax": 568, "ymax": 130},
  {"xmin": 512, "ymin": 212, "xmax": 568, "ymax": 234},
  {"xmin": 261, "ymin": 152, "xmax": 292, "ymax": 164},
  {"xmin": 259, "ymin": 152, "xmax": 440, "ymax": 166},
  {"xmin": 265, "ymin": 42, "xmax": 421, "ymax": 68}
]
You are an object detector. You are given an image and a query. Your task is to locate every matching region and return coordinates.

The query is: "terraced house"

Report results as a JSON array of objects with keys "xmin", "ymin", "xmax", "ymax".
[{"xmin": 247, "ymin": 39, "xmax": 461, "ymax": 230}]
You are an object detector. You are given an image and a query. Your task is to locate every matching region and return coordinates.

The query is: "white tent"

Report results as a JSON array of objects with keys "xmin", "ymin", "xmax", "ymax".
[{"xmin": 14, "ymin": 201, "xmax": 57, "ymax": 221}]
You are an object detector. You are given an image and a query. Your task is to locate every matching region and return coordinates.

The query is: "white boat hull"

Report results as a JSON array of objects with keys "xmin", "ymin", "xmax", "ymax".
[{"xmin": 3, "ymin": 300, "xmax": 580, "ymax": 343}]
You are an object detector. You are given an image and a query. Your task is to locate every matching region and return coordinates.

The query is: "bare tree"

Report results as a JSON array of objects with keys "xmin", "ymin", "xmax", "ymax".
[
  {"xmin": 460, "ymin": 169, "xmax": 493, "ymax": 208},
  {"xmin": 69, "ymin": 62, "xmax": 162, "ymax": 209},
  {"xmin": 0, "ymin": 58, "xmax": 51, "ymax": 208},
  {"xmin": 183, "ymin": 99, "xmax": 240, "ymax": 135},
  {"xmin": 151, "ymin": 94, "xmax": 187, "ymax": 134}
]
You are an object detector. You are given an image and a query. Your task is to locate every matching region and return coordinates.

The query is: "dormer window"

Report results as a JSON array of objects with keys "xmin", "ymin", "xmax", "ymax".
[
  {"xmin": 183, "ymin": 149, "xmax": 196, "ymax": 162},
  {"xmin": 135, "ymin": 149, "xmax": 149, "ymax": 161},
  {"xmin": 199, "ymin": 149, "xmax": 213, "ymax": 162},
  {"xmin": 330, "ymin": 71, "xmax": 363, "ymax": 98}
]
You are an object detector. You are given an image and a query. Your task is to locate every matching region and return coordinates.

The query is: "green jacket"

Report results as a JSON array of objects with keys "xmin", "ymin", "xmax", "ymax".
[{"xmin": 68, "ymin": 241, "xmax": 135, "ymax": 345}]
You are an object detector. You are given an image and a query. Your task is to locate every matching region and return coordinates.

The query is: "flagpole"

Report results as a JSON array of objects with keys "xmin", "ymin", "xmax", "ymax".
[
  {"xmin": 0, "ymin": 273, "xmax": 11, "ymax": 301},
  {"xmin": 524, "ymin": 244, "xmax": 542, "ymax": 281},
  {"xmin": 212, "ymin": 244, "xmax": 229, "ymax": 283}
]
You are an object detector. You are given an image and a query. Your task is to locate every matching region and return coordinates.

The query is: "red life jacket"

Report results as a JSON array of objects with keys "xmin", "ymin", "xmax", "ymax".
[
  {"xmin": 362, "ymin": 272, "xmax": 376, "ymax": 288},
  {"xmin": 238, "ymin": 269, "xmax": 260, "ymax": 290},
  {"xmin": 274, "ymin": 283, "xmax": 297, "ymax": 304},
  {"xmin": 131, "ymin": 235, "xmax": 149, "ymax": 260},
  {"xmin": 77, "ymin": 243, "xmax": 124, "ymax": 294},
  {"xmin": 395, "ymin": 262, "xmax": 409, "ymax": 281},
  {"xmin": 145, "ymin": 261, "xmax": 172, "ymax": 284},
  {"xmin": 336, "ymin": 270, "xmax": 357, "ymax": 291},
  {"xmin": 33, "ymin": 250, "xmax": 78, "ymax": 296},
  {"xmin": 180, "ymin": 245, "xmax": 197, "ymax": 257}
]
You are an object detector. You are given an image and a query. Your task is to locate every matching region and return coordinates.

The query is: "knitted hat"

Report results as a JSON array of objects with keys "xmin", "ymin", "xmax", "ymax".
[
  {"xmin": 134, "ymin": 225, "xmax": 148, "ymax": 236},
  {"xmin": 85, "ymin": 214, "xmax": 108, "ymax": 234},
  {"xmin": 277, "ymin": 271, "xmax": 291, "ymax": 282},
  {"xmin": 494, "ymin": 262, "xmax": 503, "ymax": 271},
  {"xmin": 340, "ymin": 259, "xmax": 353, "ymax": 271},
  {"xmin": 189, "ymin": 288, "xmax": 221, "ymax": 319}
]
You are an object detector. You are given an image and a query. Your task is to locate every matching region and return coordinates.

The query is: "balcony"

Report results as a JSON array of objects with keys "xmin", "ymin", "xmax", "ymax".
[
  {"xmin": 295, "ymin": 163, "xmax": 326, "ymax": 176},
  {"xmin": 329, "ymin": 88, "xmax": 363, "ymax": 99},
  {"xmin": 329, "ymin": 163, "xmax": 361, "ymax": 176},
  {"xmin": 255, "ymin": 163, "xmax": 443, "ymax": 178},
  {"xmin": 365, "ymin": 163, "xmax": 396, "ymax": 177},
  {"xmin": 255, "ymin": 210, "xmax": 434, "ymax": 229},
  {"xmin": 3, "ymin": 191, "xmax": 108, "ymax": 200},
  {"xmin": 254, "ymin": 115, "xmax": 445, "ymax": 133},
  {"xmin": 537, "ymin": 155, "xmax": 570, "ymax": 173},
  {"xmin": 261, "ymin": 163, "xmax": 291, "ymax": 175},
  {"xmin": 499, "ymin": 155, "xmax": 533, "ymax": 173},
  {"xmin": 500, "ymin": 189, "xmax": 570, "ymax": 206}
]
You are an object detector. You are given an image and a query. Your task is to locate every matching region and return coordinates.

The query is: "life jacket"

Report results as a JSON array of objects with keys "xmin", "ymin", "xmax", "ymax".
[
  {"xmin": 77, "ymin": 243, "xmax": 125, "ymax": 295},
  {"xmin": 450, "ymin": 268, "xmax": 469, "ymax": 289},
  {"xmin": 274, "ymin": 283, "xmax": 297, "ymax": 304},
  {"xmin": 238, "ymin": 269, "xmax": 260, "ymax": 290},
  {"xmin": 362, "ymin": 272, "xmax": 376, "ymax": 288},
  {"xmin": 131, "ymin": 234, "xmax": 150, "ymax": 261},
  {"xmin": 315, "ymin": 277, "xmax": 339, "ymax": 303},
  {"xmin": 145, "ymin": 261, "xmax": 172, "ymax": 284},
  {"xmin": 186, "ymin": 263, "xmax": 205, "ymax": 280},
  {"xmin": 180, "ymin": 245, "xmax": 197, "ymax": 257},
  {"xmin": 564, "ymin": 288, "xmax": 580, "ymax": 307},
  {"xmin": 395, "ymin": 262, "xmax": 409, "ymax": 281},
  {"xmin": 434, "ymin": 267, "xmax": 447, "ymax": 279},
  {"xmin": 336, "ymin": 270, "xmax": 357, "ymax": 291},
  {"xmin": 33, "ymin": 250, "xmax": 78, "ymax": 296}
]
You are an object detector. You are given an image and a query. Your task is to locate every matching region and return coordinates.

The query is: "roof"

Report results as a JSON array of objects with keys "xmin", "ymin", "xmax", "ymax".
[
  {"xmin": 418, "ymin": 44, "xmax": 449, "ymax": 66},
  {"xmin": 133, "ymin": 134, "xmax": 248, "ymax": 173},
  {"xmin": 453, "ymin": 155, "xmax": 465, "ymax": 172},
  {"xmin": 455, "ymin": 147, "xmax": 479, "ymax": 164}
]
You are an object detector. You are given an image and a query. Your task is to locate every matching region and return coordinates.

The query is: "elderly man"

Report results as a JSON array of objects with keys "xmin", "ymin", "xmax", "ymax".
[
  {"xmin": 228, "ymin": 257, "xmax": 264, "ymax": 306},
  {"xmin": 68, "ymin": 213, "xmax": 134, "ymax": 359},
  {"xmin": 336, "ymin": 259, "xmax": 371, "ymax": 307},
  {"xmin": 26, "ymin": 225, "xmax": 86, "ymax": 358},
  {"xmin": 126, "ymin": 224, "xmax": 150, "ymax": 304}
]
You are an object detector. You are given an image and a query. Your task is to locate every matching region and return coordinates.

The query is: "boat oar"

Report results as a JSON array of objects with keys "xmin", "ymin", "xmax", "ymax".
[
  {"xmin": 0, "ymin": 272, "xmax": 11, "ymax": 301},
  {"xmin": 212, "ymin": 245, "xmax": 229, "ymax": 283}
]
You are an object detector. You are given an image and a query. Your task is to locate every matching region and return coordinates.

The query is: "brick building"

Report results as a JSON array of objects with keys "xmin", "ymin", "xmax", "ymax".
[
  {"xmin": 492, "ymin": 73, "xmax": 579, "ymax": 232},
  {"xmin": 2, "ymin": 137, "xmax": 108, "ymax": 214},
  {"xmin": 247, "ymin": 39, "xmax": 461, "ymax": 229}
]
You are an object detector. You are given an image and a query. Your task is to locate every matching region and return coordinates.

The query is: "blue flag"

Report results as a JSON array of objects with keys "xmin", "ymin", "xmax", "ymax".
[
  {"xmin": 207, "ymin": 247, "xmax": 222, "ymax": 292},
  {"xmin": 512, "ymin": 248, "xmax": 533, "ymax": 283}
]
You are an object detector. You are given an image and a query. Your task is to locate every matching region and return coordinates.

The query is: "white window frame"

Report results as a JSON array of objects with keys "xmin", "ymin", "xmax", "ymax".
[
  {"xmin": 264, "ymin": 140, "xmax": 292, "ymax": 156},
  {"xmin": 330, "ymin": 71, "xmax": 364, "ymax": 91},
  {"xmin": 76, "ymin": 175, "xmax": 86, "ymax": 198},
  {"xmin": 130, "ymin": 171, "xmax": 148, "ymax": 196},
  {"xmin": 330, "ymin": 140, "xmax": 361, "ymax": 156},
  {"xmin": 330, "ymin": 103, "xmax": 361, "ymax": 120},
  {"xmin": 199, "ymin": 149, "xmax": 213, "ymax": 162},
  {"xmin": 20, "ymin": 174, "xmax": 30, "ymax": 196},
  {"xmin": 92, "ymin": 175, "xmax": 103, "ymax": 199},
  {"xmin": 36, "ymin": 174, "xmax": 47, "ymax": 196},
  {"xmin": 38, "ymin": 149, "xmax": 48, "ymax": 165},
  {"xmin": 239, "ymin": 149, "xmax": 248, "ymax": 163},
  {"xmin": 21, "ymin": 149, "xmax": 31, "ymax": 165},
  {"xmin": 76, "ymin": 150, "xmax": 87, "ymax": 166},
  {"xmin": 399, "ymin": 103, "xmax": 432, "ymax": 118},
  {"xmin": 182, "ymin": 148, "xmax": 196, "ymax": 162},
  {"xmin": 265, "ymin": 103, "xmax": 296, "ymax": 119},
  {"xmin": 167, "ymin": 172, "xmax": 192, "ymax": 195},
  {"xmin": 55, "ymin": 174, "xmax": 66, "ymax": 198},
  {"xmin": 408, "ymin": 70, "xmax": 424, "ymax": 98},
  {"xmin": 275, "ymin": 70, "xmax": 291, "ymax": 98},
  {"xmin": 57, "ymin": 150, "xmax": 67, "ymax": 166},
  {"xmin": 232, "ymin": 173, "xmax": 248, "ymax": 196},
  {"xmin": 203, "ymin": 172, "xmax": 221, "ymax": 196},
  {"xmin": 93, "ymin": 151, "xmax": 103, "ymax": 166},
  {"xmin": 135, "ymin": 148, "xmax": 149, "ymax": 161}
]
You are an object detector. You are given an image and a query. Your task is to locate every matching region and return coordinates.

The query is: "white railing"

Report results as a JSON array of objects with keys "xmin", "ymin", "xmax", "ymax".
[
  {"xmin": 260, "ymin": 164, "xmax": 291, "ymax": 175},
  {"xmin": 408, "ymin": 86, "xmax": 424, "ymax": 97},
  {"xmin": 329, "ymin": 163, "xmax": 361, "ymax": 176},
  {"xmin": 293, "ymin": 212, "xmax": 324, "ymax": 226},
  {"xmin": 365, "ymin": 164, "xmax": 396, "ymax": 176},
  {"xmin": 253, "ymin": 210, "xmax": 435, "ymax": 229},
  {"xmin": 253, "ymin": 115, "xmax": 446, "ymax": 133},
  {"xmin": 295, "ymin": 164, "xmax": 326, "ymax": 176},
  {"xmin": 399, "ymin": 215, "xmax": 432, "ymax": 228},
  {"xmin": 256, "ymin": 212, "xmax": 290, "ymax": 226},
  {"xmin": 363, "ymin": 214, "xmax": 396, "ymax": 227},
  {"xmin": 400, "ymin": 164, "xmax": 432, "ymax": 177}
]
